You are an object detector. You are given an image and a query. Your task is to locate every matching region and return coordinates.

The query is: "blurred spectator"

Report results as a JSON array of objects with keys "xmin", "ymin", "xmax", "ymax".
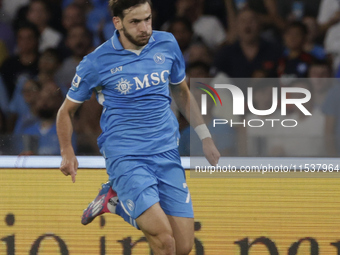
[
  {"xmin": 322, "ymin": 80, "xmax": 340, "ymax": 156},
  {"xmin": 6, "ymin": 78, "xmax": 40, "ymax": 134},
  {"xmin": 335, "ymin": 65, "xmax": 340, "ymax": 78},
  {"xmin": 57, "ymin": 3, "xmax": 87, "ymax": 59},
  {"xmin": 151, "ymin": 0, "xmax": 176, "ymax": 29},
  {"xmin": 172, "ymin": 0, "xmax": 226, "ymax": 50},
  {"xmin": 0, "ymin": 75, "xmax": 9, "ymax": 122},
  {"xmin": 178, "ymin": 61, "xmax": 236, "ymax": 156},
  {"xmin": 0, "ymin": 41, "xmax": 9, "ymax": 66},
  {"xmin": 277, "ymin": 21, "xmax": 314, "ymax": 81},
  {"xmin": 167, "ymin": 16, "xmax": 211, "ymax": 65},
  {"xmin": 203, "ymin": 0, "xmax": 227, "ymax": 27},
  {"xmin": 63, "ymin": 0, "xmax": 109, "ymax": 17},
  {"xmin": 213, "ymin": 9, "xmax": 281, "ymax": 82},
  {"xmin": 61, "ymin": 3, "xmax": 86, "ymax": 33},
  {"xmin": 317, "ymin": 0, "xmax": 340, "ymax": 71},
  {"xmin": 167, "ymin": 16, "xmax": 199, "ymax": 63},
  {"xmin": 1, "ymin": 0, "xmax": 28, "ymax": 23},
  {"xmin": 270, "ymin": 79, "xmax": 325, "ymax": 157},
  {"xmin": 68, "ymin": 0, "xmax": 111, "ymax": 45},
  {"xmin": 0, "ymin": 109, "xmax": 5, "ymax": 134},
  {"xmin": 21, "ymin": 81, "xmax": 64, "ymax": 155},
  {"xmin": 0, "ymin": 0, "xmax": 15, "ymax": 54},
  {"xmin": 225, "ymin": 0, "xmax": 286, "ymax": 43},
  {"xmin": 89, "ymin": 6, "xmax": 115, "ymax": 46},
  {"xmin": 56, "ymin": 25, "xmax": 94, "ymax": 93},
  {"xmin": 247, "ymin": 0, "xmax": 286, "ymax": 31},
  {"xmin": 7, "ymin": 48, "xmax": 61, "ymax": 134},
  {"xmin": 251, "ymin": 68, "xmax": 269, "ymax": 78},
  {"xmin": 0, "ymin": 22, "xmax": 40, "ymax": 99},
  {"xmin": 277, "ymin": 0, "xmax": 321, "ymax": 20},
  {"xmin": 0, "ymin": 76, "xmax": 8, "ymax": 134},
  {"xmin": 73, "ymin": 92, "xmax": 102, "ymax": 155},
  {"xmin": 26, "ymin": 0, "xmax": 62, "ymax": 52},
  {"xmin": 96, "ymin": 17, "xmax": 116, "ymax": 44},
  {"xmin": 308, "ymin": 60, "xmax": 333, "ymax": 109},
  {"xmin": 0, "ymin": 76, "xmax": 7, "ymax": 145},
  {"xmin": 303, "ymin": 16, "xmax": 326, "ymax": 60},
  {"xmin": 38, "ymin": 48, "xmax": 62, "ymax": 84},
  {"xmin": 187, "ymin": 43, "xmax": 213, "ymax": 65}
]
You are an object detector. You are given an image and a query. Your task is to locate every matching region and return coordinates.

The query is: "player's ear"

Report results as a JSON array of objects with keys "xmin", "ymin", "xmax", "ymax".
[{"xmin": 113, "ymin": 16, "xmax": 122, "ymax": 30}]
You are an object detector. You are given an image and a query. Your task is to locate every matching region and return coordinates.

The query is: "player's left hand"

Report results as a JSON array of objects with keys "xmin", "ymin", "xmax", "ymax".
[{"xmin": 202, "ymin": 138, "xmax": 220, "ymax": 166}]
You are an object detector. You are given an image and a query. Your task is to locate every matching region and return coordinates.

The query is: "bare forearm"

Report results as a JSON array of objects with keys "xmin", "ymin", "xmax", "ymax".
[
  {"xmin": 56, "ymin": 105, "xmax": 76, "ymax": 156},
  {"xmin": 57, "ymin": 99, "xmax": 81, "ymax": 182},
  {"xmin": 172, "ymin": 84, "xmax": 205, "ymax": 128},
  {"xmin": 171, "ymin": 81, "xmax": 220, "ymax": 164}
]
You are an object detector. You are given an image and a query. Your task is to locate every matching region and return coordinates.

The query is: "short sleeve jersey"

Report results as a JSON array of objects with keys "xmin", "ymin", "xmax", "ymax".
[{"xmin": 67, "ymin": 30, "xmax": 186, "ymax": 159}]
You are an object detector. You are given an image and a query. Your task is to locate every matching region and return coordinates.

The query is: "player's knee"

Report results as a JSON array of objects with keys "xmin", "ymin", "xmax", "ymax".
[
  {"xmin": 176, "ymin": 236, "xmax": 194, "ymax": 255},
  {"xmin": 156, "ymin": 233, "xmax": 175, "ymax": 254}
]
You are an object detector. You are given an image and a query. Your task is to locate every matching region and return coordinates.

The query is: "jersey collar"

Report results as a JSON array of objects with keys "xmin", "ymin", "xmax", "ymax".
[{"xmin": 111, "ymin": 30, "xmax": 155, "ymax": 51}]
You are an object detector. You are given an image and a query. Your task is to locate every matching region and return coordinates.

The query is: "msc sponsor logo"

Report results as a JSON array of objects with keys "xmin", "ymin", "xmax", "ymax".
[
  {"xmin": 115, "ymin": 70, "xmax": 170, "ymax": 94},
  {"xmin": 133, "ymin": 70, "xmax": 170, "ymax": 90}
]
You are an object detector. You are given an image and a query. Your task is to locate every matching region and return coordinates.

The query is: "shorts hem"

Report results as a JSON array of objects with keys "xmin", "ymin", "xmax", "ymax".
[{"xmin": 162, "ymin": 208, "xmax": 194, "ymax": 218}]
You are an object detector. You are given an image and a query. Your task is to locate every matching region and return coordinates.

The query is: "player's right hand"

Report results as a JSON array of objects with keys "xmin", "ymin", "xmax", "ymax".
[{"xmin": 60, "ymin": 153, "xmax": 78, "ymax": 183}]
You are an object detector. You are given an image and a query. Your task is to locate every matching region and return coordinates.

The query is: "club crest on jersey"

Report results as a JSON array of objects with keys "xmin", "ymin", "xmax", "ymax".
[
  {"xmin": 115, "ymin": 78, "xmax": 133, "ymax": 94},
  {"xmin": 153, "ymin": 53, "xmax": 165, "ymax": 64}
]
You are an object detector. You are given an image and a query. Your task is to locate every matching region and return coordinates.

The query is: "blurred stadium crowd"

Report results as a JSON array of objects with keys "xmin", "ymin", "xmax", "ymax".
[{"xmin": 0, "ymin": 0, "xmax": 340, "ymax": 157}]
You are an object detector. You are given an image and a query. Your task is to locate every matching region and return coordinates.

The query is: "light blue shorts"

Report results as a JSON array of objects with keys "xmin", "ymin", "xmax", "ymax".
[{"xmin": 105, "ymin": 149, "xmax": 194, "ymax": 219}]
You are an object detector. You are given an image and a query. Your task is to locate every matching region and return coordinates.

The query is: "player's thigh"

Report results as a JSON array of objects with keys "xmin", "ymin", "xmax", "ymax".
[
  {"xmin": 136, "ymin": 203, "xmax": 175, "ymax": 253},
  {"xmin": 136, "ymin": 202, "xmax": 172, "ymax": 235},
  {"xmin": 167, "ymin": 215, "xmax": 194, "ymax": 255}
]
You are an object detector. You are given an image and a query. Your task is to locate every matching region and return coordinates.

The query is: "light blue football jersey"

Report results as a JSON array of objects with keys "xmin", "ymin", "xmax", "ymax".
[{"xmin": 67, "ymin": 30, "xmax": 186, "ymax": 159}]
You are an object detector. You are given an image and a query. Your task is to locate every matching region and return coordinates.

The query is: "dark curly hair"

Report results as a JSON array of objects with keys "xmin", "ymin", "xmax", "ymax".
[{"xmin": 108, "ymin": 0, "xmax": 152, "ymax": 18}]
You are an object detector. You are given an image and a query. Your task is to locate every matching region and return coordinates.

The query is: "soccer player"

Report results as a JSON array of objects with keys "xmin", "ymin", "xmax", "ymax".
[{"xmin": 56, "ymin": 0, "xmax": 220, "ymax": 254}]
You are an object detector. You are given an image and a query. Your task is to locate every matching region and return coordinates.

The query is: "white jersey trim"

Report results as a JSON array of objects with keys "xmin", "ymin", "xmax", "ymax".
[
  {"xmin": 170, "ymin": 76, "xmax": 186, "ymax": 85},
  {"xmin": 66, "ymin": 95, "xmax": 84, "ymax": 104}
]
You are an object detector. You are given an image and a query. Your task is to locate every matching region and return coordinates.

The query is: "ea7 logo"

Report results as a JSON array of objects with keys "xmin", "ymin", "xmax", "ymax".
[{"xmin": 111, "ymin": 66, "xmax": 123, "ymax": 74}]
